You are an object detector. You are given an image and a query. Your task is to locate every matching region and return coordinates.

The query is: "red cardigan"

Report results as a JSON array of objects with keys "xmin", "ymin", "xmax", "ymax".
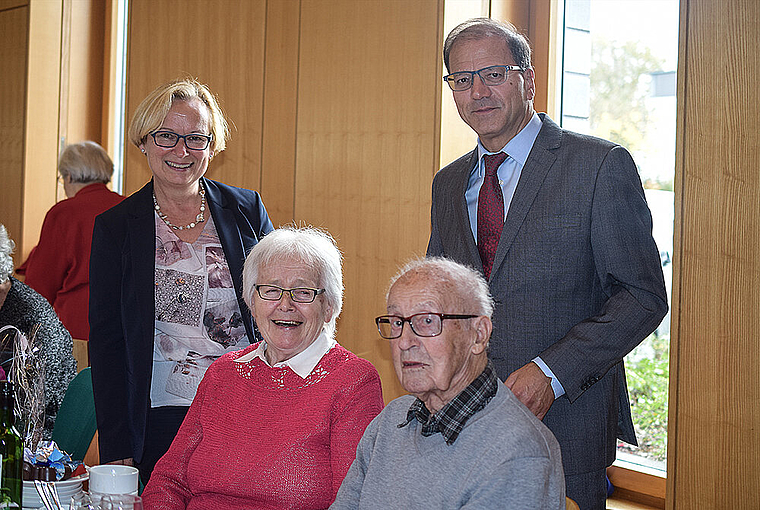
[
  {"xmin": 18, "ymin": 183, "xmax": 123, "ymax": 340},
  {"xmin": 142, "ymin": 343, "xmax": 384, "ymax": 510}
]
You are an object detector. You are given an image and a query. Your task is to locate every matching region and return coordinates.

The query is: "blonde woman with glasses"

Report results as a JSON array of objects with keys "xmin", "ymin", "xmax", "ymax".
[{"xmin": 89, "ymin": 78, "xmax": 273, "ymax": 485}]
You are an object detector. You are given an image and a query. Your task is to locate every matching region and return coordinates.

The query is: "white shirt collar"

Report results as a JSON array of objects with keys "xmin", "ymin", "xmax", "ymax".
[{"xmin": 234, "ymin": 331, "xmax": 336, "ymax": 379}]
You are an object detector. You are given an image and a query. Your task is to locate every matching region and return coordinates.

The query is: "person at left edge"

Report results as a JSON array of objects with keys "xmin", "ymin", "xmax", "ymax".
[
  {"xmin": 0, "ymin": 224, "xmax": 77, "ymax": 440},
  {"xmin": 17, "ymin": 141, "xmax": 124, "ymax": 341},
  {"xmin": 89, "ymin": 78, "xmax": 274, "ymax": 485}
]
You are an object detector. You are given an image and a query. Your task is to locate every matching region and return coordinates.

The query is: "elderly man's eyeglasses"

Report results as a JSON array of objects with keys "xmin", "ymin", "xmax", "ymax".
[
  {"xmin": 375, "ymin": 313, "xmax": 477, "ymax": 339},
  {"xmin": 150, "ymin": 130, "xmax": 212, "ymax": 151},
  {"xmin": 443, "ymin": 65, "xmax": 525, "ymax": 91},
  {"xmin": 254, "ymin": 284, "xmax": 325, "ymax": 303}
]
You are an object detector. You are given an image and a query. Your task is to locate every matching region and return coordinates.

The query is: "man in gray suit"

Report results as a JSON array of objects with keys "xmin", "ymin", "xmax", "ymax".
[{"xmin": 427, "ymin": 18, "xmax": 668, "ymax": 509}]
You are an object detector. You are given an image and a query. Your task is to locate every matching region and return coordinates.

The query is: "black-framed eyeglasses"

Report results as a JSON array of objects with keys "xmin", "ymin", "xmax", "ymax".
[
  {"xmin": 375, "ymin": 313, "xmax": 478, "ymax": 339},
  {"xmin": 150, "ymin": 130, "xmax": 212, "ymax": 151},
  {"xmin": 443, "ymin": 65, "xmax": 525, "ymax": 91},
  {"xmin": 254, "ymin": 284, "xmax": 325, "ymax": 303}
]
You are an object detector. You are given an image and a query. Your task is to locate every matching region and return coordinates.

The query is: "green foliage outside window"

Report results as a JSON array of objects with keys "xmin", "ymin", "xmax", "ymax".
[{"xmin": 590, "ymin": 38, "xmax": 664, "ymax": 153}]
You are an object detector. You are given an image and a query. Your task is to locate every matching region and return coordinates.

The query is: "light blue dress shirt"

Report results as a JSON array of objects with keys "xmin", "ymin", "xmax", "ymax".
[
  {"xmin": 465, "ymin": 112, "xmax": 542, "ymax": 240},
  {"xmin": 465, "ymin": 112, "xmax": 566, "ymax": 399}
]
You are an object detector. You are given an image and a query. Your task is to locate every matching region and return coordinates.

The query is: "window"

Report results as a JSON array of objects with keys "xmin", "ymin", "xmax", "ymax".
[
  {"xmin": 560, "ymin": 0, "xmax": 679, "ymax": 476},
  {"xmin": 106, "ymin": 0, "xmax": 129, "ymax": 194}
]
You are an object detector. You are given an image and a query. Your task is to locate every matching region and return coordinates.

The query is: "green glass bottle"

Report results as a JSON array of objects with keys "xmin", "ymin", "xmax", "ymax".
[{"xmin": 0, "ymin": 381, "xmax": 22, "ymax": 509}]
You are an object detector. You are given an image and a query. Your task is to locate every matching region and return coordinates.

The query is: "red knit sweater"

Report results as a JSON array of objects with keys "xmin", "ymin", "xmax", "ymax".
[{"xmin": 142, "ymin": 343, "xmax": 384, "ymax": 510}]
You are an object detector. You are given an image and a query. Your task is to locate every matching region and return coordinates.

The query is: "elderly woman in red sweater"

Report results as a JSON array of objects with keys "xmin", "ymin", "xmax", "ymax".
[
  {"xmin": 17, "ymin": 141, "xmax": 123, "ymax": 340},
  {"xmin": 142, "ymin": 226, "xmax": 384, "ymax": 510}
]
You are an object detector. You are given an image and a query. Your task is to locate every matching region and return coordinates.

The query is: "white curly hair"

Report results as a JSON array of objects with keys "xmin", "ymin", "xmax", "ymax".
[{"xmin": 0, "ymin": 224, "xmax": 16, "ymax": 284}]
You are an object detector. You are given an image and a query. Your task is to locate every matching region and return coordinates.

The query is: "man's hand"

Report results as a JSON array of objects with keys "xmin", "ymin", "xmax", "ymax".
[{"xmin": 505, "ymin": 362, "xmax": 555, "ymax": 420}]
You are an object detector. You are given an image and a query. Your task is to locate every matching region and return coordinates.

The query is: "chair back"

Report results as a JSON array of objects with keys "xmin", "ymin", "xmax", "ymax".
[
  {"xmin": 565, "ymin": 496, "xmax": 580, "ymax": 510},
  {"xmin": 72, "ymin": 338, "xmax": 89, "ymax": 372},
  {"xmin": 51, "ymin": 367, "xmax": 96, "ymax": 462}
]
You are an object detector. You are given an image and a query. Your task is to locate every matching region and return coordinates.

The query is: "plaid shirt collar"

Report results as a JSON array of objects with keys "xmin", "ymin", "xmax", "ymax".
[{"xmin": 398, "ymin": 360, "xmax": 498, "ymax": 445}]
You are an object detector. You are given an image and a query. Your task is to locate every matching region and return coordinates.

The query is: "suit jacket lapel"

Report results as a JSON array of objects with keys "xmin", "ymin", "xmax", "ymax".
[
  {"xmin": 490, "ymin": 114, "xmax": 561, "ymax": 279},
  {"xmin": 453, "ymin": 150, "xmax": 482, "ymax": 270}
]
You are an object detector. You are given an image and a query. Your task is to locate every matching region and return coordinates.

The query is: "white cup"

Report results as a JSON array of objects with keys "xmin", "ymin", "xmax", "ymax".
[{"xmin": 88, "ymin": 465, "xmax": 139, "ymax": 496}]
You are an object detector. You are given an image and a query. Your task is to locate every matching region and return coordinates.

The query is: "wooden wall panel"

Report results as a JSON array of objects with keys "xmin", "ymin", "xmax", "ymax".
[
  {"xmin": 295, "ymin": 0, "xmax": 443, "ymax": 401},
  {"xmin": 667, "ymin": 0, "xmax": 760, "ymax": 507},
  {"xmin": 0, "ymin": 5, "xmax": 28, "ymax": 266},
  {"xmin": 259, "ymin": 0, "xmax": 300, "ymax": 228},
  {"xmin": 66, "ymin": 0, "xmax": 106, "ymax": 145},
  {"xmin": 21, "ymin": 0, "xmax": 63, "ymax": 259},
  {"xmin": 54, "ymin": 0, "xmax": 109, "ymax": 205},
  {"xmin": 125, "ymin": 0, "xmax": 267, "ymax": 195},
  {"xmin": 123, "ymin": 0, "xmax": 444, "ymax": 401}
]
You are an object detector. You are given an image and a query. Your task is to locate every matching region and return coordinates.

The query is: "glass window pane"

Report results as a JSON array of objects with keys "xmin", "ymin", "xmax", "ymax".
[{"xmin": 560, "ymin": 0, "xmax": 679, "ymax": 473}]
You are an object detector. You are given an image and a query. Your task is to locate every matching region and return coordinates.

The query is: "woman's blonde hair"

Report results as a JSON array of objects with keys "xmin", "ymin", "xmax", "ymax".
[{"xmin": 128, "ymin": 78, "xmax": 230, "ymax": 154}]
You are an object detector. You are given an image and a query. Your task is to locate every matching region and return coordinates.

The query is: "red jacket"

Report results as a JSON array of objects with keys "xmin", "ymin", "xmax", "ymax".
[{"xmin": 18, "ymin": 183, "xmax": 123, "ymax": 340}]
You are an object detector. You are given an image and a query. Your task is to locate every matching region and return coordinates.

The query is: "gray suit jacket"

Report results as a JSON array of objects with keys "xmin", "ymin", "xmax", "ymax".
[{"xmin": 427, "ymin": 114, "xmax": 668, "ymax": 475}]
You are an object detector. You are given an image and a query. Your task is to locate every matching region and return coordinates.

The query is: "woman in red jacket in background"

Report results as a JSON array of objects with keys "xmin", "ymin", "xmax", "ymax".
[{"xmin": 18, "ymin": 141, "xmax": 123, "ymax": 340}]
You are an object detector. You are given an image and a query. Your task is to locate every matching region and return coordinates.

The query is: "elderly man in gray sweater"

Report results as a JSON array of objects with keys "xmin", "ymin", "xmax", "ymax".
[{"xmin": 331, "ymin": 257, "xmax": 565, "ymax": 510}]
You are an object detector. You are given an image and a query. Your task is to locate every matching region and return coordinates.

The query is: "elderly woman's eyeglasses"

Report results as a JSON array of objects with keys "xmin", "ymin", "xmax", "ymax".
[
  {"xmin": 375, "ymin": 313, "xmax": 477, "ymax": 339},
  {"xmin": 254, "ymin": 284, "xmax": 325, "ymax": 303},
  {"xmin": 150, "ymin": 130, "xmax": 212, "ymax": 151},
  {"xmin": 443, "ymin": 65, "xmax": 525, "ymax": 91}
]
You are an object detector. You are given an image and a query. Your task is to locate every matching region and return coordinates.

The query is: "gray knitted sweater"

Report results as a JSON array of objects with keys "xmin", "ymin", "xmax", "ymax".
[
  {"xmin": 331, "ymin": 382, "xmax": 565, "ymax": 509},
  {"xmin": 0, "ymin": 277, "xmax": 77, "ymax": 439}
]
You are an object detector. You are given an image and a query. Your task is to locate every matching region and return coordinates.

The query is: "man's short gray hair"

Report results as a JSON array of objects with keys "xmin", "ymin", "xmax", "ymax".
[
  {"xmin": 388, "ymin": 257, "xmax": 494, "ymax": 318},
  {"xmin": 443, "ymin": 17, "xmax": 533, "ymax": 73},
  {"xmin": 242, "ymin": 226, "xmax": 343, "ymax": 339},
  {"xmin": 0, "ymin": 225, "xmax": 16, "ymax": 284}
]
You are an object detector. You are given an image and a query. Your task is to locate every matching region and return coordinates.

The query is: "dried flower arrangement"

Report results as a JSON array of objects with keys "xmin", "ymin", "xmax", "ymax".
[{"xmin": 0, "ymin": 324, "xmax": 45, "ymax": 447}]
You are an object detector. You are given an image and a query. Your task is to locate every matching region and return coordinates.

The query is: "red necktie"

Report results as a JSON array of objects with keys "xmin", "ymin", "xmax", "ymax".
[{"xmin": 477, "ymin": 152, "xmax": 508, "ymax": 279}]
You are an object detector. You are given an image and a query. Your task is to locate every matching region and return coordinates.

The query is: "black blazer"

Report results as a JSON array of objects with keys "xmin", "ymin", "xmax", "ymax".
[
  {"xmin": 428, "ymin": 114, "xmax": 668, "ymax": 475},
  {"xmin": 89, "ymin": 178, "xmax": 273, "ymax": 463}
]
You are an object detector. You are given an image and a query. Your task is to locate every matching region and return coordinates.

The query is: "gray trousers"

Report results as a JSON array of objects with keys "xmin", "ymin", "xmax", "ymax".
[{"xmin": 565, "ymin": 468, "xmax": 608, "ymax": 510}]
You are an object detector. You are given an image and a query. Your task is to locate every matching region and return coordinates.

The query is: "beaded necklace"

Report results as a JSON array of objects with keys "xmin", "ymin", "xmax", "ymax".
[{"xmin": 152, "ymin": 184, "xmax": 207, "ymax": 230}]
